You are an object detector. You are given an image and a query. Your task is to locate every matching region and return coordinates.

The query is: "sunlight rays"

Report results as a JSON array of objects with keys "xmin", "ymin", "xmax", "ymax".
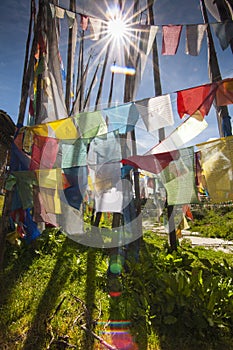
[{"xmin": 81, "ymin": 1, "xmax": 152, "ymax": 75}]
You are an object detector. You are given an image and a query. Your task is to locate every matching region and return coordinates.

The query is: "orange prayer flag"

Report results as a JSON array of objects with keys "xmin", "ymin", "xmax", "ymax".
[{"xmin": 216, "ymin": 79, "xmax": 233, "ymax": 106}]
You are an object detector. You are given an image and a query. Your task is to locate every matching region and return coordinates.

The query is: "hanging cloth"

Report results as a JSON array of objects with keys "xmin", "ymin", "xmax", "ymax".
[
  {"xmin": 135, "ymin": 94, "xmax": 174, "ymax": 132},
  {"xmin": 80, "ymin": 14, "xmax": 88, "ymax": 31},
  {"xmin": 30, "ymin": 135, "xmax": 59, "ymax": 170},
  {"xmin": 60, "ymin": 138, "xmax": 87, "ymax": 168},
  {"xmin": 103, "ymin": 103, "xmax": 139, "ymax": 134},
  {"xmin": 145, "ymin": 110, "xmax": 208, "ymax": 155},
  {"xmin": 121, "ymin": 150, "xmax": 180, "ymax": 175},
  {"xmin": 162, "ymin": 25, "xmax": 182, "ymax": 55},
  {"xmin": 74, "ymin": 110, "xmax": 107, "ymax": 139},
  {"xmin": 158, "ymin": 147, "xmax": 199, "ymax": 206},
  {"xmin": 185, "ymin": 24, "xmax": 207, "ymax": 56},
  {"xmin": 89, "ymin": 17, "xmax": 102, "ymax": 40},
  {"xmin": 216, "ymin": 78, "xmax": 233, "ymax": 106},
  {"xmin": 211, "ymin": 21, "xmax": 233, "ymax": 50},
  {"xmin": 197, "ymin": 136, "xmax": 233, "ymax": 203},
  {"xmin": 177, "ymin": 82, "xmax": 218, "ymax": 118}
]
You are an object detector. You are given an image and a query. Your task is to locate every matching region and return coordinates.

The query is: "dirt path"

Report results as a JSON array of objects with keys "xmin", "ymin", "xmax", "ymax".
[{"xmin": 143, "ymin": 221, "xmax": 233, "ymax": 253}]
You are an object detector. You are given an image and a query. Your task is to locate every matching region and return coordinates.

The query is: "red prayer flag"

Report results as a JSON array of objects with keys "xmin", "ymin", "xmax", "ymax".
[
  {"xmin": 177, "ymin": 83, "xmax": 217, "ymax": 118},
  {"xmin": 216, "ymin": 78, "xmax": 233, "ymax": 106},
  {"xmin": 80, "ymin": 15, "xmax": 88, "ymax": 31},
  {"xmin": 121, "ymin": 150, "xmax": 180, "ymax": 174},
  {"xmin": 162, "ymin": 25, "xmax": 182, "ymax": 55},
  {"xmin": 30, "ymin": 135, "xmax": 59, "ymax": 170}
]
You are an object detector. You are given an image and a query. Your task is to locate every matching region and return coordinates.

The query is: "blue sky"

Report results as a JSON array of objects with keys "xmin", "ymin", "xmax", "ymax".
[{"xmin": 0, "ymin": 0, "xmax": 233, "ymax": 147}]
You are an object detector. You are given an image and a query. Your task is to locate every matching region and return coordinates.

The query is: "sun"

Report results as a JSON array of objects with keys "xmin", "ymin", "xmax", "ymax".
[{"xmin": 107, "ymin": 16, "xmax": 127, "ymax": 40}]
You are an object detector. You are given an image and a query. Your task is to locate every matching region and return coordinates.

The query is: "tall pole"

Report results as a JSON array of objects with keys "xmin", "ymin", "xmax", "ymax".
[
  {"xmin": 65, "ymin": 0, "xmax": 76, "ymax": 113},
  {"xmin": 200, "ymin": 0, "xmax": 230, "ymax": 138},
  {"xmin": 148, "ymin": 0, "xmax": 177, "ymax": 250}
]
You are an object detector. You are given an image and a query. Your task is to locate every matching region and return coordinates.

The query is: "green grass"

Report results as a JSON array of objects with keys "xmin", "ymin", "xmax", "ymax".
[
  {"xmin": 0, "ymin": 227, "xmax": 233, "ymax": 350},
  {"xmin": 189, "ymin": 205, "xmax": 233, "ymax": 240}
]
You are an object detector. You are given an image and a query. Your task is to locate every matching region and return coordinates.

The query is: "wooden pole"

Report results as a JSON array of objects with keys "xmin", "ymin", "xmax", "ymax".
[
  {"xmin": 148, "ymin": 0, "xmax": 177, "ymax": 250},
  {"xmin": 94, "ymin": 44, "xmax": 110, "ymax": 110},
  {"xmin": 200, "ymin": 0, "xmax": 229, "ymax": 138},
  {"xmin": 65, "ymin": 0, "xmax": 76, "ymax": 113},
  {"xmin": 108, "ymin": 61, "xmax": 116, "ymax": 108},
  {"xmin": 83, "ymin": 62, "xmax": 100, "ymax": 110}
]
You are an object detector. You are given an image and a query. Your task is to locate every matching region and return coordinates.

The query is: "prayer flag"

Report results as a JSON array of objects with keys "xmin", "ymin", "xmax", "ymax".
[
  {"xmin": 103, "ymin": 103, "xmax": 139, "ymax": 133},
  {"xmin": 30, "ymin": 135, "xmax": 59, "ymax": 170},
  {"xmin": 211, "ymin": 22, "xmax": 233, "ymax": 50},
  {"xmin": 216, "ymin": 78, "xmax": 233, "ymax": 106},
  {"xmin": 48, "ymin": 117, "xmax": 79, "ymax": 139},
  {"xmin": 146, "ymin": 111, "xmax": 208, "ymax": 155},
  {"xmin": 135, "ymin": 94, "xmax": 174, "ymax": 132},
  {"xmin": 185, "ymin": 24, "xmax": 207, "ymax": 56},
  {"xmin": 121, "ymin": 150, "xmax": 180, "ymax": 174},
  {"xmin": 63, "ymin": 166, "xmax": 88, "ymax": 210},
  {"xmin": 87, "ymin": 131, "xmax": 122, "ymax": 166},
  {"xmin": 177, "ymin": 83, "xmax": 217, "ymax": 118},
  {"xmin": 61, "ymin": 138, "xmax": 87, "ymax": 168},
  {"xmin": 197, "ymin": 136, "xmax": 233, "ymax": 203},
  {"xmin": 66, "ymin": 10, "xmax": 76, "ymax": 28},
  {"xmin": 159, "ymin": 147, "xmax": 199, "ymax": 205},
  {"xmin": 80, "ymin": 15, "xmax": 88, "ymax": 31},
  {"xmin": 89, "ymin": 17, "xmax": 102, "ymax": 40},
  {"xmin": 95, "ymin": 186, "xmax": 123, "ymax": 213},
  {"xmin": 162, "ymin": 25, "xmax": 182, "ymax": 55},
  {"xmin": 55, "ymin": 6, "xmax": 65, "ymax": 19},
  {"xmin": 74, "ymin": 110, "xmax": 107, "ymax": 138}
]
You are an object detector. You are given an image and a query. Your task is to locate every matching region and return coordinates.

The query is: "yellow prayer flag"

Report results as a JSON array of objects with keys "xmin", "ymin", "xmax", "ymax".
[
  {"xmin": 48, "ymin": 117, "xmax": 79, "ymax": 139},
  {"xmin": 197, "ymin": 136, "xmax": 233, "ymax": 203}
]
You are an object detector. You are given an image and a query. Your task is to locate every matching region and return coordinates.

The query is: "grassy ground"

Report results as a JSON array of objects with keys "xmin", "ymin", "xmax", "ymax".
[
  {"xmin": 0, "ymin": 226, "xmax": 233, "ymax": 350},
  {"xmin": 1, "ymin": 201, "xmax": 233, "ymax": 349}
]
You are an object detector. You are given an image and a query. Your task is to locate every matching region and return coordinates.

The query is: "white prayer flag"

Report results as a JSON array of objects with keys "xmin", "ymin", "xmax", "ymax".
[
  {"xmin": 135, "ymin": 94, "xmax": 174, "ymax": 132},
  {"xmin": 146, "ymin": 111, "xmax": 208, "ymax": 155}
]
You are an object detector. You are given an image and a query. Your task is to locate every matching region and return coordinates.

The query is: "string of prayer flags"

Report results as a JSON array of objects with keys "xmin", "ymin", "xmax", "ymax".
[
  {"xmin": 185, "ymin": 24, "xmax": 207, "ymax": 56},
  {"xmin": 197, "ymin": 136, "xmax": 233, "ymax": 203},
  {"xmin": 177, "ymin": 83, "xmax": 218, "ymax": 118},
  {"xmin": 162, "ymin": 25, "xmax": 182, "ymax": 55},
  {"xmin": 49, "ymin": 3, "xmax": 233, "ymax": 54},
  {"xmin": 135, "ymin": 94, "xmax": 174, "ymax": 132}
]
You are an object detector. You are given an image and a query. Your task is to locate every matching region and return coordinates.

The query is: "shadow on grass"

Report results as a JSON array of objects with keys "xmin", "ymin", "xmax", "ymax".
[
  {"xmin": 0, "ymin": 241, "xmax": 38, "ymax": 310},
  {"xmin": 22, "ymin": 238, "xmax": 73, "ymax": 350}
]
